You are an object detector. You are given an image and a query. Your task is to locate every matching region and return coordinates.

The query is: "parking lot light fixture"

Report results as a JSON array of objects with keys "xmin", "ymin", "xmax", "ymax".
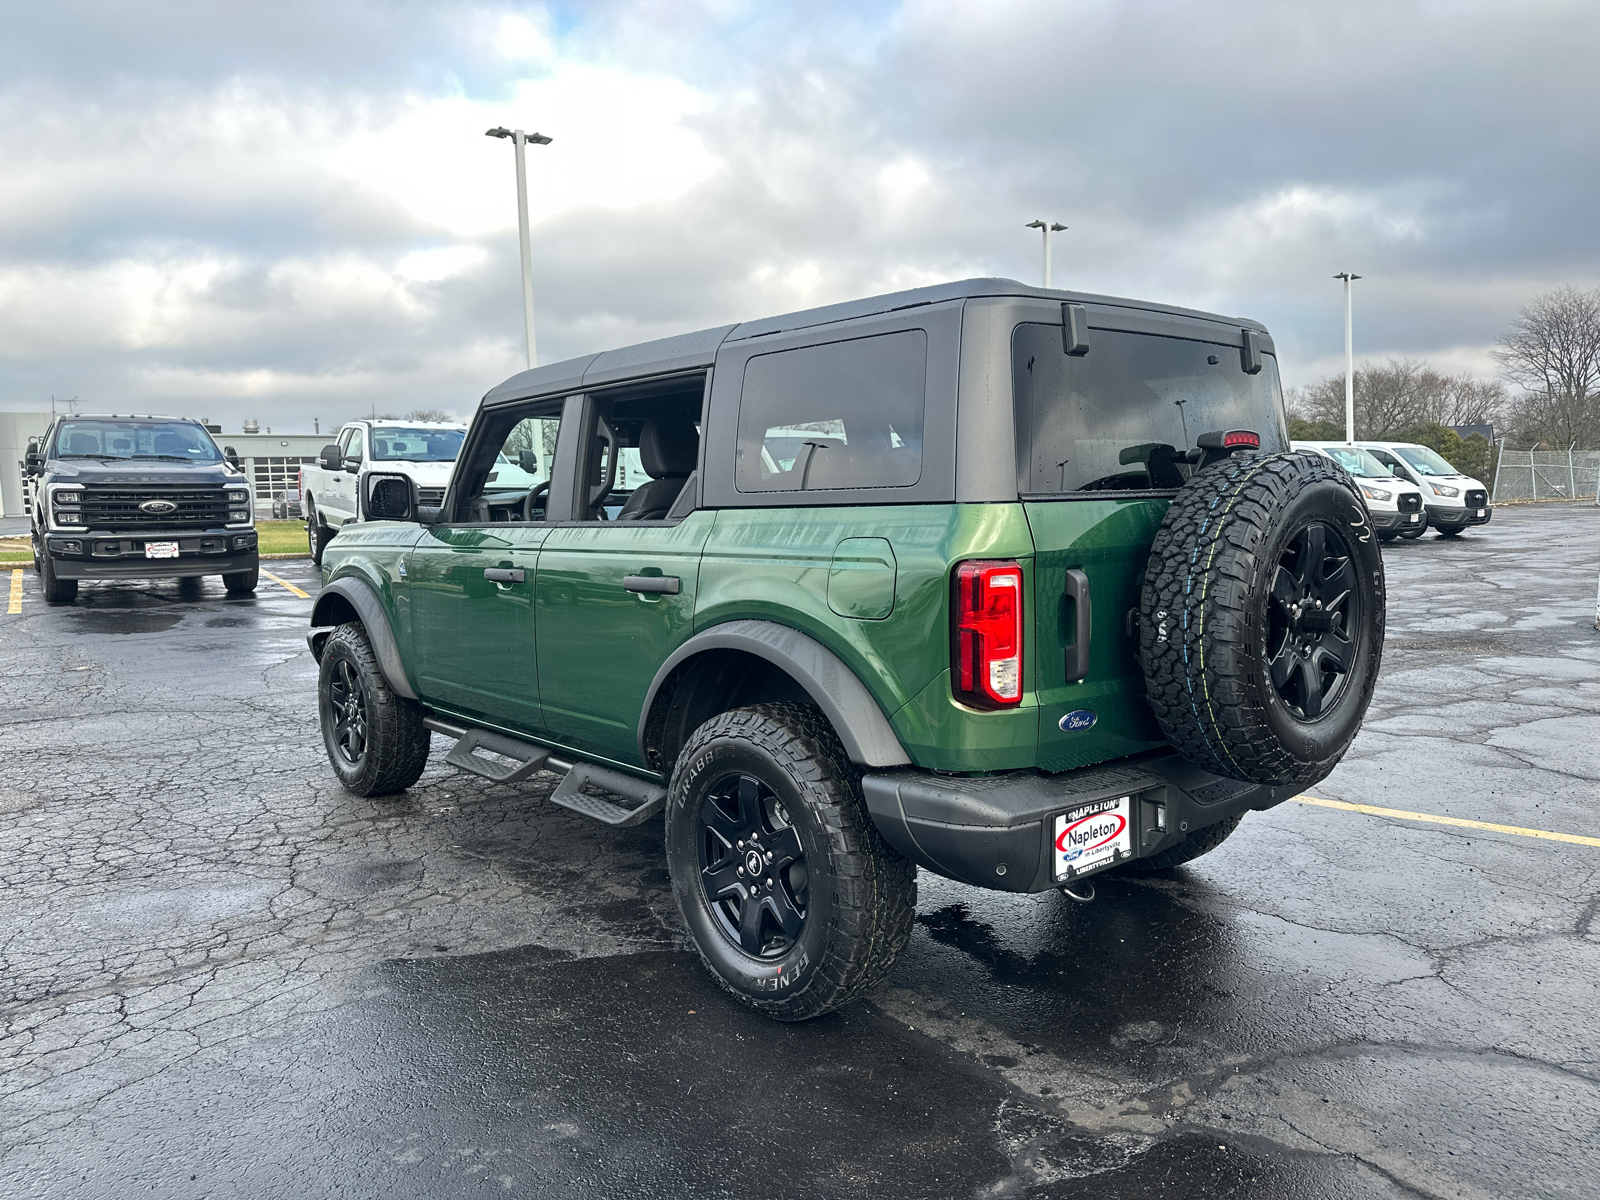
[
  {"xmin": 1025, "ymin": 220, "xmax": 1068, "ymax": 288},
  {"xmin": 486, "ymin": 126, "xmax": 554, "ymax": 369},
  {"xmin": 1334, "ymin": 272, "xmax": 1362, "ymax": 443}
]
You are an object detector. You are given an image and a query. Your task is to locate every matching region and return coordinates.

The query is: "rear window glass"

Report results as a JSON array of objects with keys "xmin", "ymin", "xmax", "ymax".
[
  {"xmin": 736, "ymin": 330, "xmax": 926, "ymax": 492},
  {"xmin": 1012, "ymin": 325, "xmax": 1288, "ymax": 493}
]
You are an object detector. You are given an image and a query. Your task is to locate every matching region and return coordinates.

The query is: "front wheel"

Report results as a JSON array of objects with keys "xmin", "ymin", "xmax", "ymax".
[
  {"xmin": 665, "ymin": 704, "xmax": 916, "ymax": 1021},
  {"xmin": 223, "ymin": 564, "xmax": 259, "ymax": 595},
  {"xmin": 317, "ymin": 623, "xmax": 429, "ymax": 796},
  {"xmin": 1438, "ymin": 526, "xmax": 1464, "ymax": 538},
  {"xmin": 38, "ymin": 549, "xmax": 77, "ymax": 604}
]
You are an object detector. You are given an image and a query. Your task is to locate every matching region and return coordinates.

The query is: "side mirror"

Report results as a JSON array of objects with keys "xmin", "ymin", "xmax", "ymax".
[
  {"xmin": 518, "ymin": 449, "xmax": 539, "ymax": 474},
  {"xmin": 24, "ymin": 444, "xmax": 43, "ymax": 475},
  {"xmin": 223, "ymin": 445, "xmax": 242, "ymax": 470},
  {"xmin": 1391, "ymin": 465, "xmax": 1405, "ymax": 478},
  {"xmin": 318, "ymin": 444, "xmax": 343, "ymax": 472},
  {"xmin": 364, "ymin": 472, "xmax": 416, "ymax": 522}
]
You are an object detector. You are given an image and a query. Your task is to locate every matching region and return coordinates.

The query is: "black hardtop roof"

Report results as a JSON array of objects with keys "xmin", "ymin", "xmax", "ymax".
[{"xmin": 483, "ymin": 277, "xmax": 1269, "ymax": 405}]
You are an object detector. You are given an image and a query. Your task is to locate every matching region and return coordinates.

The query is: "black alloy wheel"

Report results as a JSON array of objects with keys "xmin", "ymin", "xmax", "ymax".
[
  {"xmin": 327, "ymin": 657, "xmax": 369, "ymax": 769},
  {"xmin": 698, "ymin": 773, "xmax": 809, "ymax": 958},
  {"xmin": 1266, "ymin": 521, "xmax": 1361, "ymax": 721}
]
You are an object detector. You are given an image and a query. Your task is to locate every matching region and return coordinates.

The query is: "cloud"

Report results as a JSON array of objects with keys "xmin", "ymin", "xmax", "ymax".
[{"xmin": 1, "ymin": 0, "xmax": 1598, "ymax": 433}]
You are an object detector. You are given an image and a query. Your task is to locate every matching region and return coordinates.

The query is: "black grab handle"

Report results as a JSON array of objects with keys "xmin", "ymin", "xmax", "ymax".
[
  {"xmin": 1064, "ymin": 569, "xmax": 1092, "ymax": 683},
  {"xmin": 623, "ymin": 574, "xmax": 680, "ymax": 595},
  {"xmin": 484, "ymin": 567, "xmax": 525, "ymax": 584}
]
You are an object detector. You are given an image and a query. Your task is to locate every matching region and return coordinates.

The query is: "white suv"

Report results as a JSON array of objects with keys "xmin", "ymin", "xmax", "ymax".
[
  {"xmin": 1293, "ymin": 442, "xmax": 1429, "ymax": 541},
  {"xmin": 1358, "ymin": 441, "xmax": 1491, "ymax": 537}
]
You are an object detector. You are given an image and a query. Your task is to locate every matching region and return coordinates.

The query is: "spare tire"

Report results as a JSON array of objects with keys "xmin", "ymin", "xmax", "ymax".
[{"xmin": 1138, "ymin": 451, "xmax": 1385, "ymax": 788}]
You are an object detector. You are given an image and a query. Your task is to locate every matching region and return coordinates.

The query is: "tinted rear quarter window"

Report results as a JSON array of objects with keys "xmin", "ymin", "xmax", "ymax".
[
  {"xmin": 1013, "ymin": 324, "xmax": 1287, "ymax": 494},
  {"xmin": 736, "ymin": 330, "xmax": 927, "ymax": 492}
]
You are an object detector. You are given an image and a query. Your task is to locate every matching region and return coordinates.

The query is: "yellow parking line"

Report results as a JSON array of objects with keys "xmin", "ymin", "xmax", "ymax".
[
  {"xmin": 7, "ymin": 569, "xmax": 20, "ymax": 614},
  {"xmin": 1293, "ymin": 794, "xmax": 1600, "ymax": 848},
  {"xmin": 260, "ymin": 569, "xmax": 309, "ymax": 599}
]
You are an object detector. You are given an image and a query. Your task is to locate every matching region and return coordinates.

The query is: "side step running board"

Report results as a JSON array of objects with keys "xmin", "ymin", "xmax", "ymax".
[
  {"xmin": 424, "ymin": 717, "xmax": 666, "ymax": 828},
  {"xmin": 549, "ymin": 763, "xmax": 667, "ymax": 828}
]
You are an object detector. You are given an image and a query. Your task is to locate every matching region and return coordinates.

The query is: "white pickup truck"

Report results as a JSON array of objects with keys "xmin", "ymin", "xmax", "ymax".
[{"xmin": 300, "ymin": 420, "xmax": 467, "ymax": 564}]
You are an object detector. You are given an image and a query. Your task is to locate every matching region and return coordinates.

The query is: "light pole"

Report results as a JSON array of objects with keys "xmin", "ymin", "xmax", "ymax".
[
  {"xmin": 486, "ymin": 126, "xmax": 553, "ymax": 369},
  {"xmin": 1025, "ymin": 220, "xmax": 1067, "ymax": 288},
  {"xmin": 1333, "ymin": 271, "xmax": 1362, "ymax": 444}
]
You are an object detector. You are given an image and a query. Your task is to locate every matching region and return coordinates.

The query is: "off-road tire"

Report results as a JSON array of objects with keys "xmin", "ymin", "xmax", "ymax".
[
  {"xmin": 307, "ymin": 505, "xmax": 333, "ymax": 566},
  {"xmin": 1117, "ymin": 813, "xmax": 1244, "ymax": 873},
  {"xmin": 37, "ymin": 549, "xmax": 77, "ymax": 604},
  {"xmin": 665, "ymin": 703, "xmax": 917, "ymax": 1022},
  {"xmin": 317, "ymin": 623, "xmax": 429, "ymax": 796},
  {"xmin": 223, "ymin": 565, "xmax": 259, "ymax": 595},
  {"xmin": 1139, "ymin": 450, "xmax": 1384, "ymax": 788}
]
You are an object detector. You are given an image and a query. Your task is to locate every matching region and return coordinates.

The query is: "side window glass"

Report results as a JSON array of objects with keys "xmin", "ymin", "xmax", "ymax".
[
  {"xmin": 346, "ymin": 430, "xmax": 365, "ymax": 463},
  {"xmin": 477, "ymin": 414, "xmax": 562, "ymax": 522},
  {"xmin": 735, "ymin": 330, "xmax": 926, "ymax": 492}
]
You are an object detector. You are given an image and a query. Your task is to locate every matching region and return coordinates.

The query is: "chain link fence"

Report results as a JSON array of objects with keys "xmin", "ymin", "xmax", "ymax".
[{"xmin": 1491, "ymin": 448, "xmax": 1600, "ymax": 503}]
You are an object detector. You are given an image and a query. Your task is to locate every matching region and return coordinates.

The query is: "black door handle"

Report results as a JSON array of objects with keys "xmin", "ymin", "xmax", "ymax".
[
  {"xmin": 1064, "ymin": 569, "xmax": 1092, "ymax": 683},
  {"xmin": 484, "ymin": 567, "xmax": 524, "ymax": 584},
  {"xmin": 623, "ymin": 574, "xmax": 680, "ymax": 595}
]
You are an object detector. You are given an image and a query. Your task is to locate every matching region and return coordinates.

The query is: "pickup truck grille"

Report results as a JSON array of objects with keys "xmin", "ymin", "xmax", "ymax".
[
  {"xmin": 417, "ymin": 487, "xmax": 446, "ymax": 507},
  {"xmin": 80, "ymin": 486, "xmax": 231, "ymax": 531},
  {"xmin": 1466, "ymin": 489, "xmax": 1488, "ymax": 508},
  {"xmin": 1398, "ymin": 493, "xmax": 1422, "ymax": 513}
]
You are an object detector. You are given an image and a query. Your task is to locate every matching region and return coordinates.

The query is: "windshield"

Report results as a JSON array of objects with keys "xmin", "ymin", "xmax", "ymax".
[
  {"xmin": 52, "ymin": 420, "xmax": 222, "ymax": 462},
  {"xmin": 1394, "ymin": 445, "xmax": 1457, "ymax": 476},
  {"xmin": 370, "ymin": 427, "xmax": 465, "ymax": 462},
  {"xmin": 1013, "ymin": 325, "xmax": 1288, "ymax": 493},
  {"xmin": 1315, "ymin": 446, "xmax": 1393, "ymax": 479}
]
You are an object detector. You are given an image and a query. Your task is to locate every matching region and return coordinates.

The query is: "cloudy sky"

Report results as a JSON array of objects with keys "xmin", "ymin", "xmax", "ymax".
[{"xmin": 2, "ymin": 0, "xmax": 1596, "ymax": 432}]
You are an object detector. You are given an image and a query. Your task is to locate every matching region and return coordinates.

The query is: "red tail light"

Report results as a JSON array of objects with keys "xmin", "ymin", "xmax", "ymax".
[
  {"xmin": 1222, "ymin": 430, "xmax": 1260, "ymax": 448},
  {"xmin": 952, "ymin": 560, "xmax": 1024, "ymax": 709}
]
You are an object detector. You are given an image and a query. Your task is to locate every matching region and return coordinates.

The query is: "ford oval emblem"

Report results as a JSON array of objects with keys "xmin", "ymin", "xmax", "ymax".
[
  {"xmin": 139, "ymin": 499, "xmax": 178, "ymax": 514},
  {"xmin": 1059, "ymin": 709, "xmax": 1097, "ymax": 732}
]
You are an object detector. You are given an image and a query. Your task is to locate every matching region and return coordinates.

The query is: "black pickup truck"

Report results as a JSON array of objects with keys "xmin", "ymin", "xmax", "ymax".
[{"xmin": 26, "ymin": 415, "xmax": 259, "ymax": 603}]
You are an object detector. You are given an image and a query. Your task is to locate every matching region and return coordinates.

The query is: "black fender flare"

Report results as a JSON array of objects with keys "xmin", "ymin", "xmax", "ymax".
[
  {"xmin": 638, "ymin": 619, "xmax": 912, "ymax": 769},
  {"xmin": 305, "ymin": 577, "xmax": 417, "ymax": 700}
]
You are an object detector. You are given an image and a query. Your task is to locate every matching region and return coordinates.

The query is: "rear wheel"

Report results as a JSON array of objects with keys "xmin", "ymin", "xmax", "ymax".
[
  {"xmin": 1118, "ymin": 814, "xmax": 1243, "ymax": 873},
  {"xmin": 317, "ymin": 623, "xmax": 429, "ymax": 796},
  {"xmin": 665, "ymin": 704, "xmax": 916, "ymax": 1021},
  {"xmin": 37, "ymin": 549, "xmax": 77, "ymax": 604}
]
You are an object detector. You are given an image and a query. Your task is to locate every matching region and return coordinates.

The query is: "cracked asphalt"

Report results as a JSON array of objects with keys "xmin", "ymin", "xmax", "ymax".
[{"xmin": 2, "ymin": 504, "xmax": 1598, "ymax": 1200}]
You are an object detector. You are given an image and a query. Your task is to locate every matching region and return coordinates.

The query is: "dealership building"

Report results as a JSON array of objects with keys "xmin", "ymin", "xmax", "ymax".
[{"xmin": 1, "ymin": 412, "xmax": 328, "ymax": 519}]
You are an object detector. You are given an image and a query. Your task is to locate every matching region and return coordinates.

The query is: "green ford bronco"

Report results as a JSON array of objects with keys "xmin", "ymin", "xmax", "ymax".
[{"xmin": 307, "ymin": 278, "xmax": 1384, "ymax": 1020}]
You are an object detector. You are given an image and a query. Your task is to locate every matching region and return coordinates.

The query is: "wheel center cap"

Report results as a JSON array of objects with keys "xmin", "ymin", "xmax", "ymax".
[{"xmin": 744, "ymin": 848, "xmax": 764, "ymax": 878}]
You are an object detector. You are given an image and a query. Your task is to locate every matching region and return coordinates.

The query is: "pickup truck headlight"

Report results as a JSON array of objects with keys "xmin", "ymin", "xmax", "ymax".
[
  {"xmin": 1430, "ymin": 483, "xmax": 1460, "ymax": 498},
  {"xmin": 51, "ymin": 489, "xmax": 86, "ymax": 527},
  {"xmin": 226, "ymin": 488, "xmax": 253, "ymax": 523},
  {"xmin": 1360, "ymin": 484, "xmax": 1393, "ymax": 503}
]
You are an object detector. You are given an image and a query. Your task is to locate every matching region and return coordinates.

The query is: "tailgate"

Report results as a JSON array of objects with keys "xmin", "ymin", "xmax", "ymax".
[{"xmin": 1024, "ymin": 498, "xmax": 1170, "ymax": 772}]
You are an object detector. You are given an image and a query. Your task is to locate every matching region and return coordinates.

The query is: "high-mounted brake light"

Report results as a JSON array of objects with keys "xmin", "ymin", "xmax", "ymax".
[
  {"xmin": 1222, "ymin": 430, "xmax": 1261, "ymax": 448},
  {"xmin": 952, "ymin": 560, "xmax": 1024, "ymax": 709}
]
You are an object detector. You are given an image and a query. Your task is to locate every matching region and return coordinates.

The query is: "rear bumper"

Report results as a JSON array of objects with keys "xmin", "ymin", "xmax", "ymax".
[
  {"xmin": 45, "ymin": 530, "xmax": 258, "ymax": 579},
  {"xmin": 862, "ymin": 753, "xmax": 1292, "ymax": 893}
]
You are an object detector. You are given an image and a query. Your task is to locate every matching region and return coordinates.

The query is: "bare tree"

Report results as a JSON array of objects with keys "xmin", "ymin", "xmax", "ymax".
[
  {"xmin": 1288, "ymin": 359, "xmax": 1508, "ymax": 441},
  {"xmin": 1493, "ymin": 286, "xmax": 1600, "ymax": 448},
  {"xmin": 405, "ymin": 407, "xmax": 456, "ymax": 423}
]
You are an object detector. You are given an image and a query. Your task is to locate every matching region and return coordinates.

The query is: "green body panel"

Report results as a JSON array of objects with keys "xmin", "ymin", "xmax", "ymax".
[
  {"xmin": 1023, "ymin": 498, "xmax": 1170, "ymax": 772},
  {"xmin": 826, "ymin": 537, "xmax": 897, "ymax": 620},
  {"xmin": 406, "ymin": 524, "xmax": 549, "ymax": 733},
  {"xmin": 321, "ymin": 522, "xmax": 425, "ymax": 689},
  {"xmin": 534, "ymin": 511, "xmax": 717, "ymax": 764},
  {"xmin": 696, "ymin": 503, "xmax": 1038, "ymax": 773}
]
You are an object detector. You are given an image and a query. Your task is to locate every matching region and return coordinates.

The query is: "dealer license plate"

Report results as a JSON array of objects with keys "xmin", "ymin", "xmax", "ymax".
[
  {"xmin": 1053, "ymin": 795, "xmax": 1134, "ymax": 881},
  {"xmin": 1474, "ymin": 508, "xmax": 1486, "ymax": 517},
  {"xmin": 144, "ymin": 541, "xmax": 179, "ymax": 559},
  {"xmin": 1406, "ymin": 514, "xmax": 1420, "ymax": 522}
]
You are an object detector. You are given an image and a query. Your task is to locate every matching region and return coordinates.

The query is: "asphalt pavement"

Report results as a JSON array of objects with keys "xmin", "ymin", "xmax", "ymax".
[{"xmin": 2, "ymin": 505, "xmax": 1597, "ymax": 1200}]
